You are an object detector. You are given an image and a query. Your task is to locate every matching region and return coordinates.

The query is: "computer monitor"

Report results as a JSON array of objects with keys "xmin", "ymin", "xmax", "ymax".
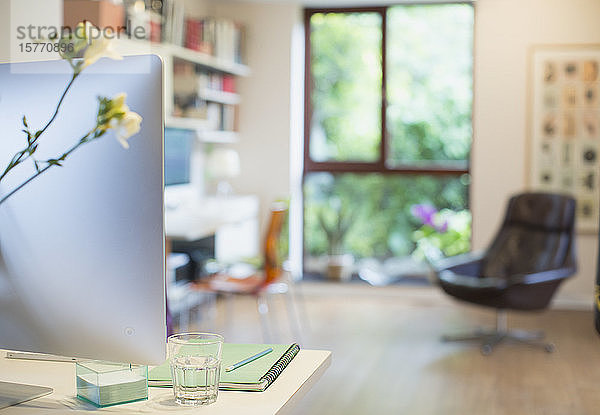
[
  {"xmin": 0, "ymin": 56, "xmax": 166, "ymax": 366},
  {"xmin": 164, "ymin": 128, "xmax": 194, "ymax": 187}
]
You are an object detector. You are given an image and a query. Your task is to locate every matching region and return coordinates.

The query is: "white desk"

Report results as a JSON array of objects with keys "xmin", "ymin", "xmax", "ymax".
[
  {"xmin": 165, "ymin": 194, "xmax": 259, "ymax": 262},
  {"xmin": 165, "ymin": 195, "xmax": 258, "ymax": 240},
  {"xmin": 0, "ymin": 349, "xmax": 331, "ymax": 414}
]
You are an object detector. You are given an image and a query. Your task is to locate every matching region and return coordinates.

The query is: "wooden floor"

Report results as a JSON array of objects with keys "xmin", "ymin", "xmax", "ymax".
[{"xmin": 180, "ymin": 282, "xmax": 600, "ymax": 415}]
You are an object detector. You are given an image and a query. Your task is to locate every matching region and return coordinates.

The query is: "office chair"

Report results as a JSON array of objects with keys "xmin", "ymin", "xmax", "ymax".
[
  {"xmin": 436, "ymin": 192, "xmax": 577, "ymax": 355},
  {"xmin": 195, "ymin": 202, "xmax": 304, "ymax": 342}
]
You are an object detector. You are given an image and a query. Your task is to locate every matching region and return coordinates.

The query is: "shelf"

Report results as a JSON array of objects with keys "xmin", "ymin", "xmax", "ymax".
[
  {"xmin": 165, "ymin": 116, "xmax": 208, "ymax": 131},
  {"xmin": 114, "ymin": 38, "xmax": 251, "ymax": 77},
  {"xmin": 198, "ymin": 89, "xmax": 241, "ymax": 105},
  {"xmin": 166, "ymin": 117, "xmax": 238, "ymax": 143},
  {"xmin": 169, "ymin": 44, "xmax": 251, "ymax": 77},
  {"xmin": 197, "ymin": 130, "xmax": 239, "ymax": 143},
  {"xmin": 115, "ymin": 37, "xmax": 244, "ymax": 145}
]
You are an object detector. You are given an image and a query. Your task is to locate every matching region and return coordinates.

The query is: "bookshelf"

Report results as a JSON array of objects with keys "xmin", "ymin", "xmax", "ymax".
[
  {"xmin": 196, "ymin": 130, "xmax": 239, "ymax": 144},
  {"xmin": 114, "ymin": 38, "xmax": 250, "ymax": 144},
  {"xmin": 198, "ymin": 89, "xmax": 241, "ymax": 105},
  {"xmin": 168, "ymin": 43, "xmax": 250, "ymax": 77}
]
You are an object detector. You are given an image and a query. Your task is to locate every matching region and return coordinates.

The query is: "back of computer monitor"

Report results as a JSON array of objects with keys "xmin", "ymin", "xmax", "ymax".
[{"xmin": 0, "ymin": 55, "xmax": 166, "ymax": 365}]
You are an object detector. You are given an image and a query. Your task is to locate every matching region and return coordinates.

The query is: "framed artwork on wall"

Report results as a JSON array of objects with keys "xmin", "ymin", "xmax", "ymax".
[{"xmin": 528, "ymin": 44, "xmax": 600, "ymax": 233}]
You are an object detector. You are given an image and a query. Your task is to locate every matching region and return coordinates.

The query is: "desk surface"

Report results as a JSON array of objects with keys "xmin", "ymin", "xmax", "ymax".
[
  {"xmin": 0, "ymin": 349, "xmax": 331, "ymax": 414},
  {"xmin": 165, "ymin": 194, "xmax": 259, "ymax": 241}
]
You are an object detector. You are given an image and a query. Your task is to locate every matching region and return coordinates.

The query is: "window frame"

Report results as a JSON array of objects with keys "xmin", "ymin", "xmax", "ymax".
[{"xmin": 303, "ymin": 4, "xmax": 473, "ymax": 177}]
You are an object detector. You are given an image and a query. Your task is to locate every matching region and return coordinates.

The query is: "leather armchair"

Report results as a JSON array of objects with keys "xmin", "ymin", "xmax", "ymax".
[{"xmin": 436, "ymin": 192, "xmax": 577, "ymax": 354}]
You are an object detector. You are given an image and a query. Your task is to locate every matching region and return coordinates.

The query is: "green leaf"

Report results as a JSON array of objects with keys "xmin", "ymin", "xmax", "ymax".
[
  {"xmin": 22, "ymin": 129, "xmax": 32, "ymax": 144},
  {"xmin": 34, "ymin": 131, "xmax": 42, "ymax": 139},
  {"xmin": 22, "ymin": 116, "xmax": 28, "ymax": 128},
  {"xmin": 47, "ymin": 159, "xmax": 62, "ymax": 167}
]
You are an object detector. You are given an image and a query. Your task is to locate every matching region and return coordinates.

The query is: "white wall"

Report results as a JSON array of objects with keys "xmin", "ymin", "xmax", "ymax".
[
  {"xmin": 212, "ymin": 1, "xmax": 301, "ymax": 232},
  {"xmin": 0, "ymin": 0, "xmax": 62, "ymax": 62},
  {"xmin": 0, "ymin": 0, "xmax": 9, "ymax": 61},
  {"xmin": 472, "ymin": 0, "xmax": 600, "ymax": 308}
]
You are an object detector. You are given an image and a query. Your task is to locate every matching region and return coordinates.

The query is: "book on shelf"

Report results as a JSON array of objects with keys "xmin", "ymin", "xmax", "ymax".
[
  {"xmin": 149, "ymin": 343, "xmax": 300, "ymax": 392},
  {"xmin": 185, "ymin": 18, "xmax": 200, "ymax": 51},
  {"xmin": 222, "ymin": 104, "xmax": 236, "ymax": 132},
  {"xmin": 173, "ymin": 61, "xmax": 195, "ymax": 76},
  {"xmin": 160, "ymin": 0, "xmax": 245, "ymax": 64},
  {"xmin": 173, "ymin": 90, "xmax": 238, "ymax": 129},
  {"xmin": 206, "ymin": 102, "xmax": 221, "ymax": 130},
  {"xmin": 162, "ymin": 0, "xmax": 184, "ymax": 46},
  {"xmin": 222, "ymin": 75, "xmax": 236, "ymax": 93},
  {"xmin": 185, "ymin": 18, "xmax": 213, "ymax": 55},
  {"xmin": 173, "ymin": 63, "xmax": 237, "ymax": 93}
]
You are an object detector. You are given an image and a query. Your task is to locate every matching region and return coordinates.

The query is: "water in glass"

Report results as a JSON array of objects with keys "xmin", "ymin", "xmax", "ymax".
[{"xmin": 170, "ymin": 355, "xmax": 221, "ymax": 406}]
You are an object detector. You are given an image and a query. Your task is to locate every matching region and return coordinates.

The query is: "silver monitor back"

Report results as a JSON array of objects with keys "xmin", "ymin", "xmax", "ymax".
[{"xmin": 0, "ymin": 55, "xmax": 166, "ymax": 365}]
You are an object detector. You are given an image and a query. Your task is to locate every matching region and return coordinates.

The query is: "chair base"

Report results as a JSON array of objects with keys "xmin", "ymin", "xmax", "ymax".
[{"xmin": 442, "ymin": 310, "xmax": 555, "ymax": 355}]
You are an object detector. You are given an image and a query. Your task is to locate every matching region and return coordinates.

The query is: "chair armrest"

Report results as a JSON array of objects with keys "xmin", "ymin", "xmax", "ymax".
[
  {"xmin": 509, "ymin": 265, "xmax": 577, "ymax": 285},
  {"xmin": 434, "ymin": 251, "xmax": 486, "ymax": 274},
  {"xmin": 438, "ymin": 269, "xmax": 507, "ymax": 289}
]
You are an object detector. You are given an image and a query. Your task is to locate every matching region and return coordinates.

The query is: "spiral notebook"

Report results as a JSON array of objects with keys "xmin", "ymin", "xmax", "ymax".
[{"xmin": 149, "ymin": 343, "xmax": 300, "ymax": 392}]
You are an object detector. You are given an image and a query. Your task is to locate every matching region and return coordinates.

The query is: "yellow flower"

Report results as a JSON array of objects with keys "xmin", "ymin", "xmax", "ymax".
[
  {"xmin": 80, "ymin": 22, "xmax": 122, "ymax": 69},
  {"xmin": 68, "ymin": 22, "xmax": 92, "ymax": 54},
  {"xmin": 98, "ymin": 93, "xmax": 128, "ymax": 126},
  {"xmin": 108, "ymin": 93, "xmax": 128, "ymax": 116},
  {"xmin": 97, "ymin": 93, "xmax": 143, "ymax": 148},
  {"xmin": 108, "ymin": 111, "xmax": 143, "ymax": 149}
]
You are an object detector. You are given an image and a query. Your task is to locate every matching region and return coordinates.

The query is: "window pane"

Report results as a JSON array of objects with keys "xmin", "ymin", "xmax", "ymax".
[
  {"xmin": 386, "ymin": 5, "xmax": 473, "ymax": 167},
  {"xmin": 304, "ymin": 173, "xmax": 470, "ymax": 265},
  {"xmin": 309, "ymin": 12, "xmax": 382, "ymax": 162}
]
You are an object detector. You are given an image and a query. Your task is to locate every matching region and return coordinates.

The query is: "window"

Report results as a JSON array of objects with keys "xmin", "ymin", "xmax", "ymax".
[{"xmin": 304, "ymin": 4, "xmax": 474, "ymax": 278}]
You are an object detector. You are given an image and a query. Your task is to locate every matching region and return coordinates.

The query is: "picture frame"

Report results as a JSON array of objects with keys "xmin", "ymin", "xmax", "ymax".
[{"xmin": 528, "ymin": 44, "xmax": 600, "ymax": 233}]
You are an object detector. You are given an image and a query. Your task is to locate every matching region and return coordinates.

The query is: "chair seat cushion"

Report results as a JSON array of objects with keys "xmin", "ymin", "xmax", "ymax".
[
  {"xmin": 438, "ymin": 269, "xmax": 564, "ymax": 310},
  {"xmin": 208, "ymin": 273, "xmax": 265, "ymax": 294},
  {"xmin": 438, "ymin": 270, "xmax": 506, "ymax": 308}
]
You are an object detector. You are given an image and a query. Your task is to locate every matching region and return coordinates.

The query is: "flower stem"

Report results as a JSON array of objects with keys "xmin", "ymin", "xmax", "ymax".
[
  {"xmin": 0, "ymin": 72, "xmax": 79, "ymax": 183},
  {"xmin": 36, "ymin": 73, "xmax": 79, "ymax": 140},
  {"xmin": 0, "ymin": 128, "xmax": 96, "ymax": 206}
]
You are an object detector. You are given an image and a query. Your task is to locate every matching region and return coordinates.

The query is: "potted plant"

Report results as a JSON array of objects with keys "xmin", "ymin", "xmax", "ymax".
[
  {"xmin": 317, "ymin": 201, "xmax": 354, "ymax": 281},
  {"xmin": 410, "ymin": 204, "xmax": 471, "ymax": 280}
]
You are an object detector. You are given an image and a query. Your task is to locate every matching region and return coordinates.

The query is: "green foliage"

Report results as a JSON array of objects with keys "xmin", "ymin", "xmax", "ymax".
[
  {"xmin": 387, "ymin": 5, "xmax": 473, "ymax": 165},
  {"xmin": 310, "ymin": 12, "xmax": 381, "ymax": 162},
  {"xmin": 304, "ymin": 173, "xmax": 469, "ymax": 259},
  {"xmin": 317, "ymin": 200, "xmax": 354, "ymax": 255},
  {"xmin": 275, "ymin": 198, "xmax": 290, "ymax": 260},
  {"xmin": 305, "ymin": 5, "xmax": 474, "ymax": 261},
  {"xmin": 411, "ymin": 209, "xmax": 471, "ymax": 263},
  {"xmin": 309, "ymin": 5, "xmax": 473, "ymax": 165}
]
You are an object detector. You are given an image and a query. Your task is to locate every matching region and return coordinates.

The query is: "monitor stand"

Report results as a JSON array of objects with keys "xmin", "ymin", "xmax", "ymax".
[
  {"xmin": 1, "ymin": 352, "xmax": 67, "ymax": 409},
  {"xmin": 0, "ymin": 381, "xmax": 53, "ymax": 409}
]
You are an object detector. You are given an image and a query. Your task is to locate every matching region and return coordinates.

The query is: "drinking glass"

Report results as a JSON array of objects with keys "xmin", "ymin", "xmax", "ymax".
[{"xmin": 167, "ymin": 333, "xmax": 224, "ymax": 406}]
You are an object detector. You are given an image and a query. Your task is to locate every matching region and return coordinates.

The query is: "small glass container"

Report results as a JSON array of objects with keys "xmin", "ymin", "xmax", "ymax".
[
  {"xmin": 76, "ymin": 360, "xmax": 148, "ymax": 407},
  {"xmin": 168, "ymin": 332, "xmax": 224, "ymax": 406}
]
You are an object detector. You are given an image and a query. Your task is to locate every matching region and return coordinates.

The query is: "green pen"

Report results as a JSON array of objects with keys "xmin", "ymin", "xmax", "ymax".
[{"xmin": 225, "ymin": 348, "xmax": 273, "ymax": 372}]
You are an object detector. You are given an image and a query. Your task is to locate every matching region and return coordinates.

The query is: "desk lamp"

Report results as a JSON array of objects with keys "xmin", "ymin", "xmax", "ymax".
[{"xmin": 206, "ymin": 147, "xmax": 241, "ymax": 197}]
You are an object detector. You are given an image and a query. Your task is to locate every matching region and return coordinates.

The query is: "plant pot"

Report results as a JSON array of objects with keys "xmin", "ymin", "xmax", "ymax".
[{"xmin": 326, "ymin": 254, "xmax": 354, "ymax": 282}]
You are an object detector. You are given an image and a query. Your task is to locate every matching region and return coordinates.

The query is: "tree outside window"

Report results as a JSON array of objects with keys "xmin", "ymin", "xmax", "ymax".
[{"xmin": 304, "ymin": 4, "xmax": 474, "ymax": 282}]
